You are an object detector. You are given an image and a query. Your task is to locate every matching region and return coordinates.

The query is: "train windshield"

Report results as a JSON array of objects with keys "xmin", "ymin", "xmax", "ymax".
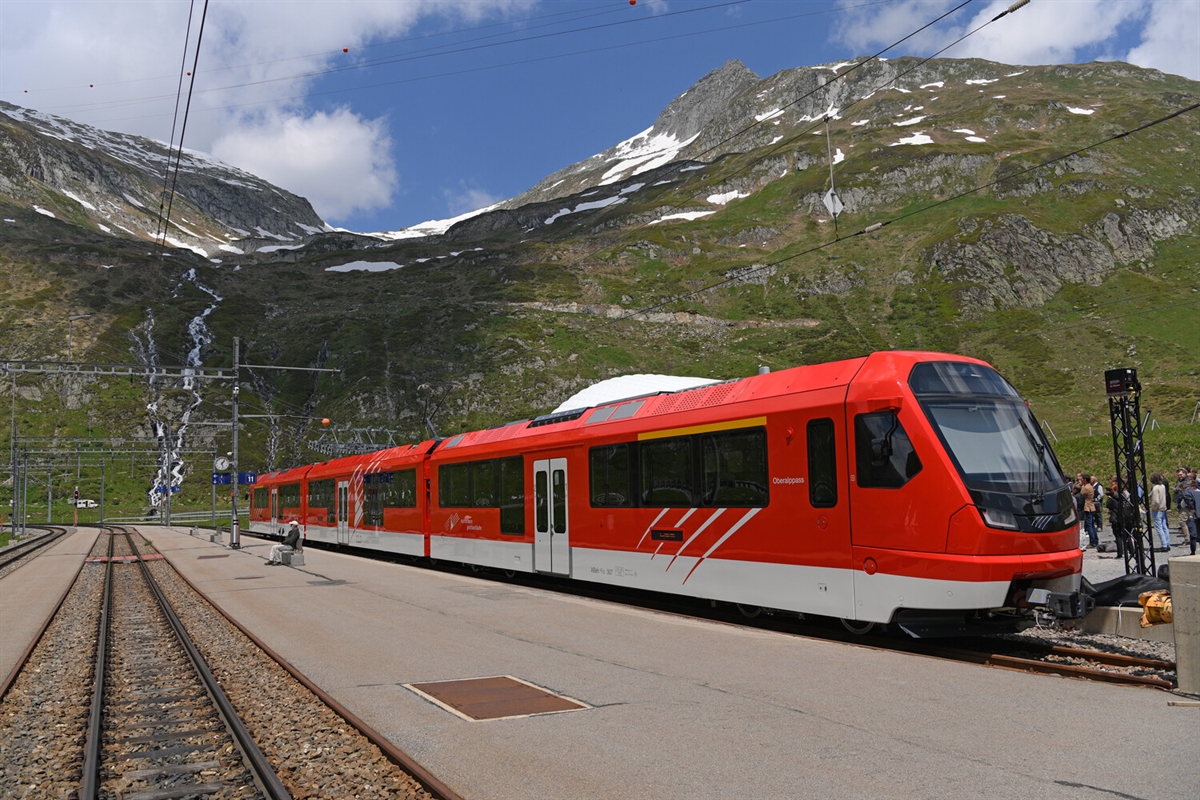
[{"xmin": 910, "ymin": 362, "xmax": 1067, "ymax": 495}]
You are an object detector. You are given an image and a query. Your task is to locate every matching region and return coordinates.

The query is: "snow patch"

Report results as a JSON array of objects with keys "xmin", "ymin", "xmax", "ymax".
[
  {"xmin": 920, "ymin": 81, "xmax": 944, "ymax": 89},
  {"xmin": 599, "ymin": 128, "xmax": 701, "ymax": 185},
  {"xmin": 1067, "ymin": 107, "xmax": 1095, "ymax": 115},
  {"xmin": 1006, "ymin": 71, "xmax": 1026, "ymax": 77},
  {"xmin": 890, "ymin": 132, "xmax": 934, "ymax": 146},
  {"xmin": 619, "ymin": 182, "xmax": 645, "ymax": 195},
  {"xmin": 649, "ymin": 210, "xmax": 715, "ymax": 225},
  {"xmin": 707, "ymin": 190, "xmax": 750, "ymax": 205},
  {"xmin": 545, "ymin": 195, "xmax": 626, "ymax": 225},
  {"xmin": 814, "ymin": 61, "xmax": 858, "ymax": 73},
  {"xmin": 893, "ymin": 116, "xmax": 926, "ymax": 127},
  {"xmin": 61, "ymin": 190, "xmax": 96, "ymax": 211},
  {"xmin": 33, "ymin": 205, "xmax": 56, "ymax": 218},
  {"xmin": 257, "ymin": 243, "xmax": 304, "ymax": 253},
  {"xmin": 755, "ymin": 108, "xmax": 784, "ymax": 122},
  {"xmin": 851, "ymin": 119, "xmax": 870, "ymax": 127},
  {"xmin": 953, "ymin": 128, "xmax": 976, "ymax": 135},
  {"xmin": 965, "ymin": 78, "xmax": 999, "ymax": 85},
  {"xmin": 371, "ymin": 202, "xmax": 503, "ymax": 241},
  {"xmin": 218, "ymin": 244, "xmax": 244, "ymax": 254},
  {"xmin": 965, "ymin": 136, "xmax": 986, "ymax": 143},
  {"xmin": 122, "ymin": 193, "xmax": 145, "ymax": 209},
  {"xmin": 326, "ymin": 260, "xmax": 406, "ymax": 273},
  {"xmin": 97, "ymin": 223, "xmax": 112, "ymax": 233},
  {"xmin": 833, "ymin": 148, "xmax": 845, "ymax": 165}
]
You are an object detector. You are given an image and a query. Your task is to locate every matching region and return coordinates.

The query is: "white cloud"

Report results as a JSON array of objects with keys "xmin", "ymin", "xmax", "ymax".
[
  {"xmin": 832, "ymin": 0, "xmax": 1198, "ymax": 80},
  {"xmin": 0, "ymin": 1, "xmax": 536, "ymax": 220},
  {"xmin": 212, "ymin": 108, "xmax": 396, "ymax": 221},
  {"xmin": 442, "ymin": 183, "xmax": 504, "ymax": 217},
  {"xmin": 1126, "ymin": 1, "xmax": 1200, "ymax": 79}
]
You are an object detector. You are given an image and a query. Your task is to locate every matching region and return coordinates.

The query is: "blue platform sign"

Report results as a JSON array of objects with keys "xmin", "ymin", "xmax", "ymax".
[
  {"xmin": 212, "ymin": 472, "xmax": 231, "ymax": 485},
  {"xmin": 155, "ymin": 485, "xmax": 181, "ymax": 493},
  {"xmin": 238, "ymin": 472, "xmax": 257, "ymax": 485}
]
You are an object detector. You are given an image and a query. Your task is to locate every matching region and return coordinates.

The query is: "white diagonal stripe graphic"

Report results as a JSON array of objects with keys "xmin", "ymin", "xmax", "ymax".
[
  {"xmin": 636, "ymin": 507, "xmax": 670, "ymax": 549},
  {"xmin": 666, "ymin": 508, "xmax": 725, "ymax": 572},
  {"xmin": 683, "ymin": 507, "xmax": 763, "ymax": 584}
]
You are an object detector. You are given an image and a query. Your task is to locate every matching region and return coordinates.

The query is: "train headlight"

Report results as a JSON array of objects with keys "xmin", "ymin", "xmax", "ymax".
[
  {"xmin": 979, "ymin": 507, "xmax": 1019, "ymax": 530},
  {"xmin": 1063, "ymin": 506, "xmax": 1077, "ymax": 526}
]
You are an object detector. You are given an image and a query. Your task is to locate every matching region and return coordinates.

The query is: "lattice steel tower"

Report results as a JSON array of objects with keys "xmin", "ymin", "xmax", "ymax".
[{"xmin": 1105, "ymin": 368, "xmax": 1155, "ymax": 576}]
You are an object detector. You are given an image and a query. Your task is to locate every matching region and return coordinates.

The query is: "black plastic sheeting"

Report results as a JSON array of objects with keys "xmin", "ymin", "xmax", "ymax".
[{"xmin": 1082, "ymin": 573, "xmax": 1170, "ymax": 607}]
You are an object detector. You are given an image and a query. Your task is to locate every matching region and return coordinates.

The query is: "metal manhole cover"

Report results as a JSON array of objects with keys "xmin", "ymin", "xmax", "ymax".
[{"xmin": 405, "ymin": 676, "xmax": 588, "ymax": 721}]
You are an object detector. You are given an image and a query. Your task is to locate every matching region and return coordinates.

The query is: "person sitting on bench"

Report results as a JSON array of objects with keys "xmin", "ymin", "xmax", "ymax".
[{"xmin": 267, "ymin": 520, "xmax": 301, "ymax": 565}]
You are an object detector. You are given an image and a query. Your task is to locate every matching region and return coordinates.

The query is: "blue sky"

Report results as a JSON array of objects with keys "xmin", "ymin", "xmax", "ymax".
[{"xmin": 1, "ymin": 1, "xmax": 1197, "ymax": 233}]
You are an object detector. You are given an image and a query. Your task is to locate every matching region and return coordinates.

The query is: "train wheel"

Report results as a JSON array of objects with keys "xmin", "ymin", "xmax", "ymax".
[
  {"xmin": 737, "ymin": 604, "xmax": 761, "ymax": 618},
  {"xmin": 469, "ymin": 564, "xmax": 481, "ymax": 572},
  {"xmin": 503, "ymin": 569, "xmax": 516, "ymax": 578},
  {"xmin": 840, "ymin": 618, "xmax": 876, "ymax": 635}
]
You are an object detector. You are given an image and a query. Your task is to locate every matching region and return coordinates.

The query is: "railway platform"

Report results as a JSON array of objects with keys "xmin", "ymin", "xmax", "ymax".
[
  {"xmin": 135, "ymin": 526, "xmax": 1198, "ymax": 800},
  {"xmin": 0, "ymin": 527, "xmax": 98, "ymax": 682},
  {"xmin": 10, "ymin": 524, "xmax": 1194, "ymax": 799}
]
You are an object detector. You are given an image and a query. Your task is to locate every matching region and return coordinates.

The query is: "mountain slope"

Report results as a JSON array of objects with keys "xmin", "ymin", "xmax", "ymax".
[
  {"xmin": 0, "ymin": 101, "xmax": 330, "ymax": 257},
  {"xmin": 1, "ymin": 57, "xmax": 1197, "ymax": 499}
]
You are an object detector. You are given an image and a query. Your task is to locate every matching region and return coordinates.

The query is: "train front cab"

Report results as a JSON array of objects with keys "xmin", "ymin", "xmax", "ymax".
[{"xmin": 845, "ymin": 354, "xmax": 1086, "ymax": 637}]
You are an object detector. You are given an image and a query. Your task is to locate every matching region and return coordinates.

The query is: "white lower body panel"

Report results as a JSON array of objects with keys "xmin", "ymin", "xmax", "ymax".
[
  {"xmin": 571, "ymin": 547, "xmax": 857, "ymax": 619},
  {"xmin": 430, "ymin": 535, "xmax": 534, "ymax": 573}
]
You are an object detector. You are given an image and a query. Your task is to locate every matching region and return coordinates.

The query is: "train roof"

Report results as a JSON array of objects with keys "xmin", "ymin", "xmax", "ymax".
[{"xmin": 551, "ymin": 374, "xmax": 721, "ymax": 414}]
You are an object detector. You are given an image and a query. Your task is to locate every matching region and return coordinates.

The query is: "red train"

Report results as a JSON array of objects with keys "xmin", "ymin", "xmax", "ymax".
[{"xmin": 249, "ymin": 351, "xmax": 1087, "ymax": 637}]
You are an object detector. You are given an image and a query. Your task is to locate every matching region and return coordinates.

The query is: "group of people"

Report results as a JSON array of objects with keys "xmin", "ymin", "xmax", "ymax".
[{"xmin": 1072, "ymin": 467, "xmax": 1200, "ymax": 556}]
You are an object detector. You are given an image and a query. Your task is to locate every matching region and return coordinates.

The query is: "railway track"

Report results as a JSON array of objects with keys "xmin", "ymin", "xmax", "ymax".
[
  {"xmin": 1, "ymin": 526, "xmax": 456, "ymax": 799},
  {"xmin": 82, "ymin": 528, "xmax": 287, "ymax": 799},
  {"xmin": 0, "ymin": 525, "xmax": 69, "ymax": 575}
]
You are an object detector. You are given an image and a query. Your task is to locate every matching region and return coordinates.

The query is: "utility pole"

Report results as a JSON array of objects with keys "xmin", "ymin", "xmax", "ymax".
[
  {"xmin": 231, "ymin": 337, "xmax": 240, "ymax": 548},
  {"xmin": 164, "ymin": 420, "xmax": 174, "ymax": 528}
]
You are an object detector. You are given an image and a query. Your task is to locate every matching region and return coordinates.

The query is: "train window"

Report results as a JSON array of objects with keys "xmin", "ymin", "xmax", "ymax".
[
  {"xmin": 640, "ymin": 436, "xmax": 694, "ymax": 506},
  {"xmin": 472, "ymin": 461, "xmax": 496, "ymax": 507},
  {"xmin": 535, "ymin": 470, "xmax": 549, "ymax": 533},
  {"xmin": 362, "ymin": 472, "xmax": 389, "ymax": 526},
  {"xmin": 701, "ymin": 428, "xmax": 769, "ymax": 507},
  {"xmin": 279, "ymin": 482, "xmax": 302, "ymax": 515},
  {"xmin": 384, "ymin": 469, "xmax": 417, "ymax": 509},
  {"xmin": 552, "ymin": 469, "xmax": 567, "ymax": 534},
  {"xmin": 308, "ymin": 479, "xmax": 334, "ymax": 524},
  {"xmin": 498, "ymin": 457, "xmax": 525, "ymax": 535},
  {"xmin": 590, "ymin": 444, "xmax": 634, "ymax": 507},
  {"xmin": 909, "ymin": 361, "xmax": 1018, "ymax": 398},
  {"xmin": 806, "ymin": 419, "xmax": 838, "ymax": 508},
  {"xmin": 855, "ymin": 412, "xmax": 922, "ymax": 489},
  {"xmin": 439, "ymin": 463, "xmax": 472, "ymax": 507},
  {"xmin": 252, "ymin": 487, "xmax": 267, "ymax": 512}
]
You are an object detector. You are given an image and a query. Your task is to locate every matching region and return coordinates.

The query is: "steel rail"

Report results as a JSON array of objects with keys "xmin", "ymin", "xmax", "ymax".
[
  {"xmin": 0, "ymin": 526, "xmax": 68, "ymax": 569},
  {"xmin": 79, "ymin": 527, "xmax": 114, "ymax": 800},
  {"xmin": 914, "ymin": 643, "xmax": 1174, "ymax": 690},
  {"xmin": 126, "ymin": 533, "xmax": 293, "ymax": 800},
  {"xmin": 157, "ymin": 545, "xmax": 464, "ymax": 800}
]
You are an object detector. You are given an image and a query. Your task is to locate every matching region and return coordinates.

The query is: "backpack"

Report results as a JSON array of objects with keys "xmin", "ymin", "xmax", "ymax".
[{"xmin": 1184, "ymin": 490, "xmax": 1198, "ymax": 514}]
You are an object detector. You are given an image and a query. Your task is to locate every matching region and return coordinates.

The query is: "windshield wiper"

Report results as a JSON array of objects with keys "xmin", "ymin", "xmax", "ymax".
[{"xmin": 1017, "ymin": 416, "xmax": 1051, "ymax": 502}]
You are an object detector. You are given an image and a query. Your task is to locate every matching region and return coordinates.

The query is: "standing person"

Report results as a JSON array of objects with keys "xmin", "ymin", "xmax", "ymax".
[
  {"xmin": 1175, "ymin": 467, "xmax": 1191, "ymax": 544},
  {"xmin": 1149, "ymin": 473, "xmax": 1170, "ymax": 552},
  {"xmin": 1091, "ymin": 476, "xmax": 1106, "ymax": 534},
  {"xmin": 1080, "ymin": 474, "xmax": 1098, "ymax": 549},
  {"xmin": 1183, "ymin": 476, "xmax": 1200, "ymax": 556},
  {"xmin": 267, "ymin": 520, "xmax": 301, "ymax": 565},
  {"xmin": 1105, "ymin": 484, "xmax": 1131, "ymax": 559}
]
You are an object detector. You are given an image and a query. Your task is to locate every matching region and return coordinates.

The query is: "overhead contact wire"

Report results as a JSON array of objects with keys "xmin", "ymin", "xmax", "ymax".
[{"xmin": 153, "ymin": 0, "xmax": 199, "ymax": 248}]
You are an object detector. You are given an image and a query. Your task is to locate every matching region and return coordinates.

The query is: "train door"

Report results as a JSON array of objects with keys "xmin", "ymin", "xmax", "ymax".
[
  {"xmin": 271, "ymin": 488, "xmax": 279, "ymax": 532},
  {"xmin": 337, "ymin": 480, "xmax": 350, "ymax": 544},
  {"xmin": 534, "ymin": 458, "xmax": 570, "ymax": 575}
]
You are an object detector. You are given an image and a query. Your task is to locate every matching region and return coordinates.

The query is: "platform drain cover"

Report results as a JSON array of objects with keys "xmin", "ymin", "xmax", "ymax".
[{"xmin": 405, "ymin": 676, "xmax": 588, "ymax": 722}]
